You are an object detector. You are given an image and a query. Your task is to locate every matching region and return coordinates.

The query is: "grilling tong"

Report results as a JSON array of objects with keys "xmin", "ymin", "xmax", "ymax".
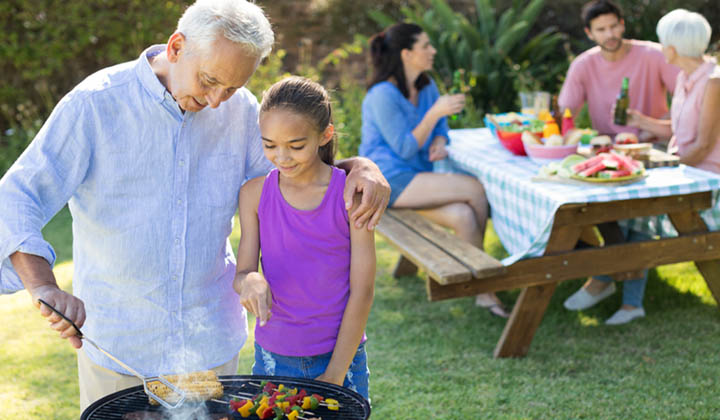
[{"xmin": 38, "ymin": 299, "xmax": 187, "ymax": 409}]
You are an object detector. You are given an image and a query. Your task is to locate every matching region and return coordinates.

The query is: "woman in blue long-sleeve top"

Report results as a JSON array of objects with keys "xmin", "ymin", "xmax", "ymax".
[{"xmin": 360, "ymin": 22, "xmax": 509, "ymax": 318}]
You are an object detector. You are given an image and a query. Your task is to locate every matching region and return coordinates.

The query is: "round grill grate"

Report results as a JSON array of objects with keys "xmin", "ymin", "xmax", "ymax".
[{"xmin": 81, "ymin": 375, "xmax": 371, "ymax": 420}]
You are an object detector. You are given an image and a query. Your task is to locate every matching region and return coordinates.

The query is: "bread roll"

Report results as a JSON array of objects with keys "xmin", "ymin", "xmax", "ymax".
[
  {"xmin": 564, "ymin": 129, "xmax": 583, "ymax": 146},
  {"xmin": 521, "ymin": 130, "xmax": 543, "ymax": 145},
  {"xmin": 615, "ymin": 132, "xmax": 639, "ymax": 144}
]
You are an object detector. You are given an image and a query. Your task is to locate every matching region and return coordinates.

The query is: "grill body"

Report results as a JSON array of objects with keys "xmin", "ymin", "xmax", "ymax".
[{"xmin": 81, "ymin": 375, "xmax": 371, "ymax": 420}]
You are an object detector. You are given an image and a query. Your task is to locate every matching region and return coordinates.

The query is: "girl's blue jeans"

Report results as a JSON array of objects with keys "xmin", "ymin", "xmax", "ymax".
[
  {"xmin": 252, "ymin": 341, "xmax": 370, "ymax": 401},
  {"xmin": 594, "ymin": 228, "xmax": 650, "ymax": 308}
]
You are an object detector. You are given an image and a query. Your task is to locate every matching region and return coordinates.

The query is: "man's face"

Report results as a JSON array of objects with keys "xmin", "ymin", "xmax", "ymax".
[
  {"xmin": 585, "ymin": 13, "xmax": 625, "ymax": 53},
  {"xmin": 166, "ymin": 34, "xmax": 261, "ymax": 112}
]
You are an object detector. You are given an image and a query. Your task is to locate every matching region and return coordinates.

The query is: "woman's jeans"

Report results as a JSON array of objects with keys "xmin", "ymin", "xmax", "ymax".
[
  {"xmin": 594, "ymin": 228, "xmax": 650, "ymax": 308},
  {"xmin": 252, "ymin": 341, "xmax": 370, "ymax": 400}
]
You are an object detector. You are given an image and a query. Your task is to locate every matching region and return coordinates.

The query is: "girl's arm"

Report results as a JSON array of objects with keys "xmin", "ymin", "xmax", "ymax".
[
  {"xmin": 317, "ymin": 194, "xmax": 376, "ymax": 386},
  {"xmin": 233, "ymin": 176, "xmax": 273, "ymax": 326},
  {"xmin": 678, "ymin": 78, "xmax": 720, "ymax": 167}
]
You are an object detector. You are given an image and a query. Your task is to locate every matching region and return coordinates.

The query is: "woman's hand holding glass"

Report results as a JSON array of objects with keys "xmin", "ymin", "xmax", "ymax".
[
  {"xmin": 432, "ymin": 93, "xmax": 465, "ymax": 118},
  {"xmin": 235, "ymin": 271, "xmax": 273, "ymax": 326}
]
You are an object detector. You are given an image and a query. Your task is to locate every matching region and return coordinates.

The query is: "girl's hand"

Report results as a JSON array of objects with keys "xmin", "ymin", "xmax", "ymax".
[
  {"xmin": 235, "ymin": 272, "xmax": 272, "ymax": 326},
  {"xmin": 315, "ymin": 371, "xmax": 345, "ymax": 387},
  {"xmin": 432, "ymin": 94, "xmax": 465, "ymax": 117},
  {"xmin": 428, "ymin": 137, "xmax": 448, "ymax": 161}
]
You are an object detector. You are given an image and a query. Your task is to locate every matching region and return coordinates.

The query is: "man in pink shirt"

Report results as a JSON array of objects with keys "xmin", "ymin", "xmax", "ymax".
[
  {"xmin": 560, "ymin": 1, "xmax": 681, "ymax": 326},
  {"xmin": 558, "ymin": 0, "xmax": 680, "ymax": 139}
]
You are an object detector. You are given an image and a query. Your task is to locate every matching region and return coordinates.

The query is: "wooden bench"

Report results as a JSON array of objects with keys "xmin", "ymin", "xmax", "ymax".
[{"xmin": 376, "ymin": 209, "xmax": 506, "ymax": 299}]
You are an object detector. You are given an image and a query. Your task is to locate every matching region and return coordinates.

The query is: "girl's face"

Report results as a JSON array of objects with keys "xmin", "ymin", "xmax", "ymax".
[
  {"xmin": 402, "ymin": 32, "xmax": 436, "ymax": 73},
  {"xmin": 259, "ymin": 108, "xmax": 332, "ymax": 179}
]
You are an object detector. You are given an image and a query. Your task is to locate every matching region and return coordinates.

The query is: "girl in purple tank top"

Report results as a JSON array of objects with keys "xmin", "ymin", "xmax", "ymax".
[{"xmin": 233, "ymin": 77, "xmax": 376, "ymax": 399}]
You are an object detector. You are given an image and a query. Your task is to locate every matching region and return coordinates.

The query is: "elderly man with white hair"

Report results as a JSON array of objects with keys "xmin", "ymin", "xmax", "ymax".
[
  {"xmin": 0, "ymin": 0, "xmax": 389, "ymax": 410},
  {"xmin": 626, "ymin": 8, "xmax": 720, "ymax": 173}
]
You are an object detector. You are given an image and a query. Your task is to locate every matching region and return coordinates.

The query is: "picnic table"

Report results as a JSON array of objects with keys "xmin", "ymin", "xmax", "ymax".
[{"xmin": 426, "ymin": 128, "xmax": 720, "ymax": 358}]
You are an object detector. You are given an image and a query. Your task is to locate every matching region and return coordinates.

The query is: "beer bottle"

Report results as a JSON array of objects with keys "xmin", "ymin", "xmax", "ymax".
[
  {"xmin": 613, "ymin": 77, "xmax": 629, "ymax": 125},
  {"xmin": 449, "ymin": 69, "xmax": 464, "ymax": 121}
]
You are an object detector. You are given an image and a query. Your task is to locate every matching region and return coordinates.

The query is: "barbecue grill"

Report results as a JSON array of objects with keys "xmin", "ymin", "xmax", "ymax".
[{"xmin": 81, "ymin": 375, "xmax": 371, "ymax": 420}]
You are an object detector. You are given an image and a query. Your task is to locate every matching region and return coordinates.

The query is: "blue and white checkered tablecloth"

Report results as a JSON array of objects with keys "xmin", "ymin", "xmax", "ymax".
[{"xmin": 436, "ymin": 128, "xmax": 720, "ymax": 265}]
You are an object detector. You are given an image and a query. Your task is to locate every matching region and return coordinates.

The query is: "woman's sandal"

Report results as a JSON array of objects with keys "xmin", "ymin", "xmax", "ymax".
[{"xmin": 475, "ymin": 295, "xmax": 510, "ymax": 318}]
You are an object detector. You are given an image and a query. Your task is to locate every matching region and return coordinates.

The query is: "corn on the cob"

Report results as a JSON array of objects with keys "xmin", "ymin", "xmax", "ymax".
[{"xmin": 147, "ymin": 371, "xmax": 223, "ymax": 405}]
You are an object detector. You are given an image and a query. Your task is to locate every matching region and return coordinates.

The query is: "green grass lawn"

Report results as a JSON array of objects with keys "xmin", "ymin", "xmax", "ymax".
[{"xmin": 2, "ymin": 207, "xmax": 719, "ymax": 419}]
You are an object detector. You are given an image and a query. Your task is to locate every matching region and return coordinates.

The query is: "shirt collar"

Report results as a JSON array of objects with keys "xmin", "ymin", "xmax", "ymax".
[
  {"xmin": 683, "ymin": 58, "xmax": 717, "ymax": 93},
  {"xmin": 135, "ymin": 44, "xmax": 172, "ymax": 104}
]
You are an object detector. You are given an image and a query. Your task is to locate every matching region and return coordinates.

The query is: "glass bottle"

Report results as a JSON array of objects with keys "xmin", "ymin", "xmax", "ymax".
[
  {"xmin": 613, "ymin": 77, "xmax": 630, "ymax": 125},
  {"xmin": 450, "ymin": 69, "xmax": 464, "ymax": 121}
]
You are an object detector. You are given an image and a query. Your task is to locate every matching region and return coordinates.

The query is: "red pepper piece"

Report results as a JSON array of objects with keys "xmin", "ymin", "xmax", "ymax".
[
  {"xmin": 263, "ymin": 381, "xmax": 276, "ymax": 394},
  {"xmin": 229, "ymin": 399, "xmax": 243, "ymax": 412},
  {"xmin": 311, "ymin": 393, "xmax": 324, "ymax": 402}
]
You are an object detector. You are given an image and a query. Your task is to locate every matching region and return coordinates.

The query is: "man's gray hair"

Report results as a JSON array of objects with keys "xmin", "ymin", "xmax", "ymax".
[
  {"xmin": 656, "ymin": 9, "xmax": 711, "ymax": 58},
  {"xmin": 177, "ymin": 0, "xmax": 274, "ymax": 58}
]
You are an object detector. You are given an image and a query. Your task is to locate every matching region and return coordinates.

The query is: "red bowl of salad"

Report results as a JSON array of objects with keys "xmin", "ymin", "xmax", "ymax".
[{"xmin": 496, "ymin": 128, "xmax": 544, "ymax": 156}]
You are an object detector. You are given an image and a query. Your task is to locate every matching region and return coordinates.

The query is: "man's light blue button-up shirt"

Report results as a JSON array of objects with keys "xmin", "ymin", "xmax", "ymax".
[{"xmin": 0, "ymin": 45, "xmax": 272, "ymax": 375}]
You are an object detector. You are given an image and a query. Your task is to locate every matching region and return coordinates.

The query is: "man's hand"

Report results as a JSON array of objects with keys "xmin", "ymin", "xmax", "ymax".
[
  {"xmin": 33, "ymin": 285, "xmax": 86, "ymax": 349},
  {"xmin": 235, "ymin": 272, "xmax": 272, "ymax": 326},
  {"xmin": 343, "ymin": 158, "xmax": 391, "ymax": 231},
  {"xmin": 428, "ymin": 137, "xmax": 449, "ymax": 162},
  {"xmin": 10, "ymin": 251, "xmax": 85, "ymax": 349}
]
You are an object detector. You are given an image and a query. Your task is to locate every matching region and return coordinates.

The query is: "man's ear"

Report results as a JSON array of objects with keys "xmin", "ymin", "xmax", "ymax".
[
  {"xmin": 320, "ymin": 124, "xmax": 334, "ymax": 146},
  {"xmin": 584, "ymin": 27, "xmax": 593, "ymax": 41},
  {"xmin": 167, "ymin": 32, "xmax": 187, "ymax": 63}
]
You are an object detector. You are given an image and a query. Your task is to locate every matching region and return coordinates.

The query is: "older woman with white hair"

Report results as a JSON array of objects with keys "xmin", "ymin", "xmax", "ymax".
[
  {"xmin": 563, "ymin": 9, "xmax": 718, "ymax": 325},
  {"xmin": 626, "ymin": 9, "xmax": 720, "ymax": 172}
]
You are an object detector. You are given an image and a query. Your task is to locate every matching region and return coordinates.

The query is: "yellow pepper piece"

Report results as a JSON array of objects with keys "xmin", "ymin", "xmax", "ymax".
[
  {"xmin": 301, "ymin": 396, "xmax": 312, "ymax": 410},
  {"xmin": 256, "ymin": 402, "xmax": 268, "ymax": 417},
  {"xmin": 259, "ymin": 396, "xmax": 269, "ymax": 405},
  {"xmin": 289, "ymin": 387, "xmax": 298, "ymax": 396},
  {"xmin": 238, "ymin": 400, "xmax": 254, "ymax": 418},
  {"xmin": 287, "ymin": 411, "xmax": 299, "ymax": 420},
  {"xmin": 277, "ymin": 384, "xmax": 285, "ymax": 391},
  {"xmin": 282, "ymin": 401, "xmax": 290, "ymax": 410},
  {"xmin": 325, "ymin": 398, "xmax": 339, "ymax": 411}
]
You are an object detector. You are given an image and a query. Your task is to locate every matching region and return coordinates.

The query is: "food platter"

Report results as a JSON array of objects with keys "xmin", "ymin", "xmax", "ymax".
[{"xmin": 570, "ymin": 172, "xmax": 646, "ymax": 184}]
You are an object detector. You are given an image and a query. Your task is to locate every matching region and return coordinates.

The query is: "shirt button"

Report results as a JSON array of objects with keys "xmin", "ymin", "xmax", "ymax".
[
  {"xmin": 177, "ymin": 199, "xmax": 182, "ymax": 205},
  {"xmin": 179, "ymin": 160, "xmax": 185, "ymax": 167},
  {"xmin": 175, "ymin": 238, "xmax": 180, "ymax": 245},
  {"xmin": 172, "ymin": 275, "xmax": 178, "ymax": 280}
]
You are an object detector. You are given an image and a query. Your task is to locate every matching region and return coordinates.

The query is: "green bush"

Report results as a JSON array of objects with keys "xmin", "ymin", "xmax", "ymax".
[
  {"xmin": 0, "ymin": 0, "xmax": 194, "ymax": 177},
  {"xmin": 371, "ymin": 0, "xmax": 568, "ymax": 118}
]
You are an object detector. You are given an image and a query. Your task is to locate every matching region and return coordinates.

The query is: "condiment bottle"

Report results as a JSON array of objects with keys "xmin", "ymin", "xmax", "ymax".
[
  {"xmin": 561, "ymin": 108, "xmax": 575, "ymax": 135},
  {"xmin": 542, "ymin": 115, "xmax": 560, "ymax": 139}
]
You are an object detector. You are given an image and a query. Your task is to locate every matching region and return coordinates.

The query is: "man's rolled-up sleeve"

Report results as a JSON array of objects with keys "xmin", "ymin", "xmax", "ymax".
[
  {"xmin": 0, "ymin": 93, "xmax": 91, "ymax": 293},
  {"xmin": 367, "ymin": 90, "xmax": 420, "ymax": 160}
]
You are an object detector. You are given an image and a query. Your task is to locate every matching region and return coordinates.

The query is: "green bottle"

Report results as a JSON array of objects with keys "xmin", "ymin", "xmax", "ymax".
[
  {"xmin": 450, "ymin": 69, "xmax": 464, "ymax": 121},
  {"xmin": 613, "ymin": 77, "xmax": 629, "ymax": 125}
]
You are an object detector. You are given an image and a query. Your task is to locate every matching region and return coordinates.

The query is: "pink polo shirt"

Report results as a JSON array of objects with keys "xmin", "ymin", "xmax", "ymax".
[
  {"xmin": 669, "ymin": 58, "xmax": 720, "ymax": 174},
  {"xmin": 559, "ymin": 40, "xmax": 680, "ymax": 136}
]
